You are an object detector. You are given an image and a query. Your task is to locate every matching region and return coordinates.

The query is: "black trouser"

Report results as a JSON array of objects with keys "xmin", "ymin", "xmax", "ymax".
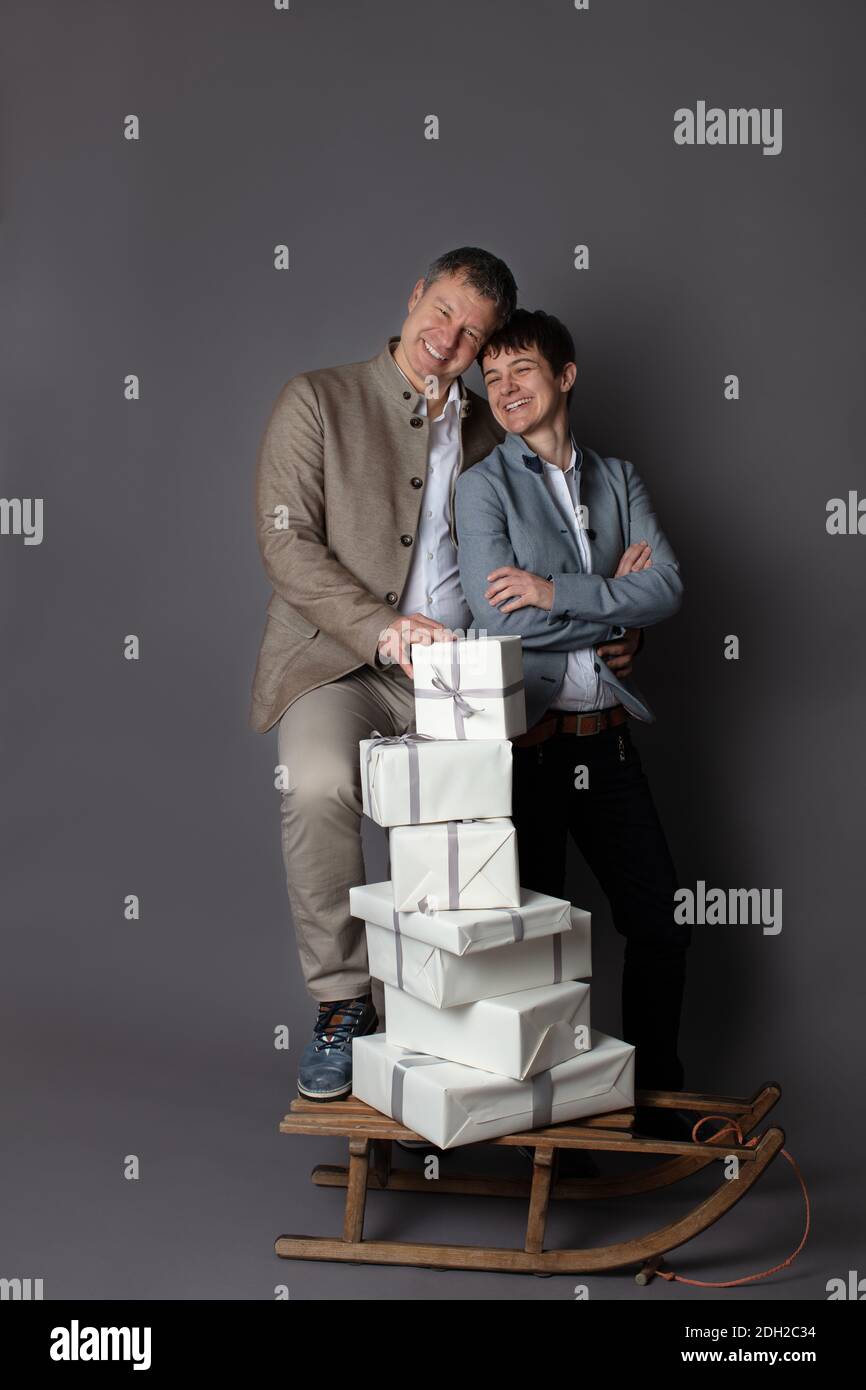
[{"xmin": 511, "ymin": 717, "xmax": 691, "ymax": 1094}]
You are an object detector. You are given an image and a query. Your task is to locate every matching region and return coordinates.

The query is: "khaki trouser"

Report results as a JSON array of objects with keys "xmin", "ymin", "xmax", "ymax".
[{"xmin": 276, "ymin": 663, "xmax": 416, "ymax": 1022}]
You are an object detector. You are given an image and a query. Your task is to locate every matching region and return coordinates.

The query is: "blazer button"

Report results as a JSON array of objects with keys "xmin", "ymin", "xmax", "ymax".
[
  {"xmin": 594, "ymin": 661, "xmax": 601, "ymax": 672},
  {"xmin": 410, "ymin": 476, "xmax": 423, "ymax": 489},
  {"xmin": 402, "ymin": 391, "xmax": 411, "ymax": 400},
  {"xmin": 410, "ymin": 416, "xmax": 423, "ymax": 428},
  {"xmin": 400, "ymin": 534, "xmax": 413, "ymax": 546},
  {"xmin": 385, "ymin": 591, "xmax": 399, "ymax": 605}
]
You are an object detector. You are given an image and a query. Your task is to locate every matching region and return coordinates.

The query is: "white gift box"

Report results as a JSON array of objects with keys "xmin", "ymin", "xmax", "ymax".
[
  {"xmin": 350, "ymin": 880, "xmax": 579, "ymax": 956},
  {"xmin": 360, "ymin": 734, "xmax": 512, "ymax": 827},
  {"xmin": 389, "ymin": 818, "xmax": 519, "ymax": 912},
  {"xmin": 364, "ymin": 911, "xmax": 591, "ymax": 1008},
  {"xmin": 351, "ymin": 1030, "xmax": 635, "ymax": 1150},
  {"xmin": 412, "ymin": 635, "xmax": 527, "ymax": 740},
  {"xmin": 384, "ymin": 979, "xmax": 591, "ymax": 1081}
]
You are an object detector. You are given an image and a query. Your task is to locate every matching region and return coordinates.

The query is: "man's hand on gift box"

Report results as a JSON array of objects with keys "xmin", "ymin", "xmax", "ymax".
[{"xmin": 377, "ymin": 613, "xmax": 458, "ymax": 678}]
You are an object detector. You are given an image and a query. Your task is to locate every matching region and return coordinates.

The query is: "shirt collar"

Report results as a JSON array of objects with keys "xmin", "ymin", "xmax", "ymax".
[
  {"xmin": 539, "ymin": 441, "xmax": 578, "ymax": 476},
  {"xmin": 391, "ymin": 352, "xmax": 415, "ymax": 392},
  {"xmin": 499, "ymin": 429, "xmax": 582, "ymax": 475},
  {"xmin": 379, "ymin": 336, "xmax": 470, "ymax": 418},
  {"xmin": 414, "ymin": 373, "xmax": 462, "ymax": 420}
]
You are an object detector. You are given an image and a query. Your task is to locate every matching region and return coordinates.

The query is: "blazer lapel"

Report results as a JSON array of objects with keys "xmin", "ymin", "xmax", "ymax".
[
  {"xmin": 504, "ymin": 438, "xmax": 585, "ymax": 571},
  {"xmin": 509, "ymin": 439, "xmax": 629, "ymax": 580},
  {"xmin": 578, "ymin": 455, "xmax": 625, "ymax": 576}
]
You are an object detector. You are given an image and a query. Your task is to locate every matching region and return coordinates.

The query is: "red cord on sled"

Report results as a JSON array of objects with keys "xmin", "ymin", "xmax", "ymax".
[{"xmin": 656, "ymin": 1115, "xmax": 810, "ymax": 1289}]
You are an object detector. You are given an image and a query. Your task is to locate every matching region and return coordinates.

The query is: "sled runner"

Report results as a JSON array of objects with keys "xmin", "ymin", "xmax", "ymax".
[{"xmin": 274, "ymin": 1082, "xmax": 784, "ymax": 1280}]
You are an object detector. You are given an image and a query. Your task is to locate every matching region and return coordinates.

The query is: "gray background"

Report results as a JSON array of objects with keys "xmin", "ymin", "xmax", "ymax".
[{"xmin": 2, "ymin": 0, "xmax": 864, "ymax": 1300}]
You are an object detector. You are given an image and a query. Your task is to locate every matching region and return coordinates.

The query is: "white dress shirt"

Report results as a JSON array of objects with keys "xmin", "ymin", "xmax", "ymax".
[
  {"xmin": 540, "ymin": 444, "xmax": 619, "ymax": 712},
  {"xmin": 395, "ymin": 365, "xmax": 474, "ymax": 632}
]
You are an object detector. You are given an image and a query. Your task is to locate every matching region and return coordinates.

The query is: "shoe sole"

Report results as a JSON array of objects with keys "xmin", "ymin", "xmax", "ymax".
[{"xmin": 296, "ymin": 1081, "xmax": 353, "ymax": 1102}]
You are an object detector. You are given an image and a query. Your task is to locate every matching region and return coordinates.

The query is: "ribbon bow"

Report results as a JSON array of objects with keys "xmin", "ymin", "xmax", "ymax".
[
  {"xmin": 414, "ymin": 643, "xmax": 524, "ymax": 738},
  {"xmin": 429, "ymin": 665, "xmax": 484, "ymax": 733},
  {"xmin": 367, "ymin": 730, "xmax": 437, "ymax": 749},
  {"xmin": 363, "ymin": 730, "xmax": 437, "ymax": 824}
]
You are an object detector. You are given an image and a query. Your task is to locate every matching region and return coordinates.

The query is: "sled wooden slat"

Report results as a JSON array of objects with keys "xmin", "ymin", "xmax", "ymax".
[{"xmin": 274, "ymin": 1081, "xmax": 784, "ymax": 1280}]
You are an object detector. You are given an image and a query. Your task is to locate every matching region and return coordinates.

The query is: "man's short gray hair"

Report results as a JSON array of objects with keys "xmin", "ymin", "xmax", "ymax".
[{"xmin": 422, "ymin": 246, "xmax": 518, "ymax": 331}]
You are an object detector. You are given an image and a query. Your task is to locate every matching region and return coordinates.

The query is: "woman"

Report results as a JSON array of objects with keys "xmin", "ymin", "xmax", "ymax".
[{"xmin": 455, "ymin": 309, "xmax": 692, "ymax": 1141}]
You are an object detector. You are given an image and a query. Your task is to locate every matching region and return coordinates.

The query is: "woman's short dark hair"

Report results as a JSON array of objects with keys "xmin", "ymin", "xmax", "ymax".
[
  {"xmin": 422, "ymin": 247, "xmax": 518, "ymax": 331},
  {"xmin": 481, "ymin": 308, "xmax": 576, "ymax": 399}
]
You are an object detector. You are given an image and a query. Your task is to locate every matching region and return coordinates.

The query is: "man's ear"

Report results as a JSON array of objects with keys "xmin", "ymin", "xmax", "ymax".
[{"xmin": 407, "ymin": 277, "xmax": 426, "ymax": 312}]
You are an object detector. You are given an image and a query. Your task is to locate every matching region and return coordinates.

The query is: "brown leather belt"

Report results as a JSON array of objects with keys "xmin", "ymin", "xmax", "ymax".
[{"xmin": 512, "ymin": 703, "xmax": 628, "ymax": 748}]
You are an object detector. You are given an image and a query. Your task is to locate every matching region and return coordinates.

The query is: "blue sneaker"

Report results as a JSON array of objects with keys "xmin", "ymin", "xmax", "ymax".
[{"xmin": 297, "ymin": 994, "xmax": 378, "ymax": 1101}]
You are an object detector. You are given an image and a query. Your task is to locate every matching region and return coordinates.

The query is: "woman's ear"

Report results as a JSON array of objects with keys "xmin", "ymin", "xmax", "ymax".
[{"xmin": 561, "ymin": 361, "xmax": 578, "ymax": 394}]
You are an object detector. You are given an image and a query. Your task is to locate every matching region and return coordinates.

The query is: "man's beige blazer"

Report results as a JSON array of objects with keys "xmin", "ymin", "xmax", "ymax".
[{"xmin": 249, "ymin": 337, "xmax": 504, "ymax": 733}]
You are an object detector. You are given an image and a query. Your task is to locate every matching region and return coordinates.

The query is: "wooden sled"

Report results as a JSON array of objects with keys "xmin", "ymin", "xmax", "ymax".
[{"xmin": 274, "ymin": 1082, "xmax": 784, "ymax": 1280}]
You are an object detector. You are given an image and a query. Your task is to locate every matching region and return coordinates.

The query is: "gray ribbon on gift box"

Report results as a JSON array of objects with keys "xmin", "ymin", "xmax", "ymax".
[
  {"xmin": 391, "ymin": 909, "xmax": 403, "ymax": 989},
  {"xmin": 390, "ymin": 1051, "xmax": 555, "ymax": 1130},
  {"xmin": 504, "ymin": 916, "xmax": 564, "ymax": 971},
  {"xmin": 411, "ymin": 901, "xmax": 526, "ymax": 940},
  {"xmin": 390, "ymin": 1053, "xmax": 446, "ymax": 1124},
  {"xmin": 391, "ymin": 900, "xmax": 567, "ymax": 978},
  {"xmin": 552, "ymin": 933, "xmax": 562, "ymax": 982},
  {"xmin": 447, "ymin": 820, "xmax": 459, "ymax": 908},
  {"xmin": 507, "ymin": 909, "xmax": 524, "ymax": 942},
  {"xmin": 387, "ymin": 904, "xmax": 561, "ymax": 997},
  {"xmin": 414, "ymin": 644, "xmax": 524, "ymax": 739},
  {"xmin": 531, "ymin": 1071, "xmax": 554, "ymax": 1128},
  {"xmin": 417, "ymin": 819, "xmax": 461, "ymax": 913},
  {"xmin": 363, "ymin": 730, "xmax": 436, "ymax": 825},
  {"xmin": 503, "ymin": 916, "xmax": 563, "ymax": 970}
]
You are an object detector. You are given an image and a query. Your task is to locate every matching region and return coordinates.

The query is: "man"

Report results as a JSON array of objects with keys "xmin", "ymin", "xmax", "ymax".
[
  {"xmin": 250, "ymin": 248, "xmax": 517, "ymax": 1100},
  {"xmin": 455, "ymin": 309, "xmax": 692, "ymax": 1140}
]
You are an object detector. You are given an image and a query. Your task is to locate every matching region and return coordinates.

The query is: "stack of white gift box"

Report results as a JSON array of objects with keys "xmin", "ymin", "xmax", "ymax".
[{"xmin": 349, "ymin": 634, "xmax": 635, "ymax": 1150}]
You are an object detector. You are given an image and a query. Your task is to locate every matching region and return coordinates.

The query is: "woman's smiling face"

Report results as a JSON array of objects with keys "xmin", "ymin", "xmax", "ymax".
[{"xmin": 481, "ymin": 344, "xmax": 575, "ymax": 435}]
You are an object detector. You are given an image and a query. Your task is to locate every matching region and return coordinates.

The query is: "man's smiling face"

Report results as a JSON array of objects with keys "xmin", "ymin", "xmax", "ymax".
[
  {"xmin": 397, "ymin": 271, "xmax": 501, "ymax": 390},
  {"xmin": 481, "ymin": 343, "xmax": 574, "ymax": 434}
]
